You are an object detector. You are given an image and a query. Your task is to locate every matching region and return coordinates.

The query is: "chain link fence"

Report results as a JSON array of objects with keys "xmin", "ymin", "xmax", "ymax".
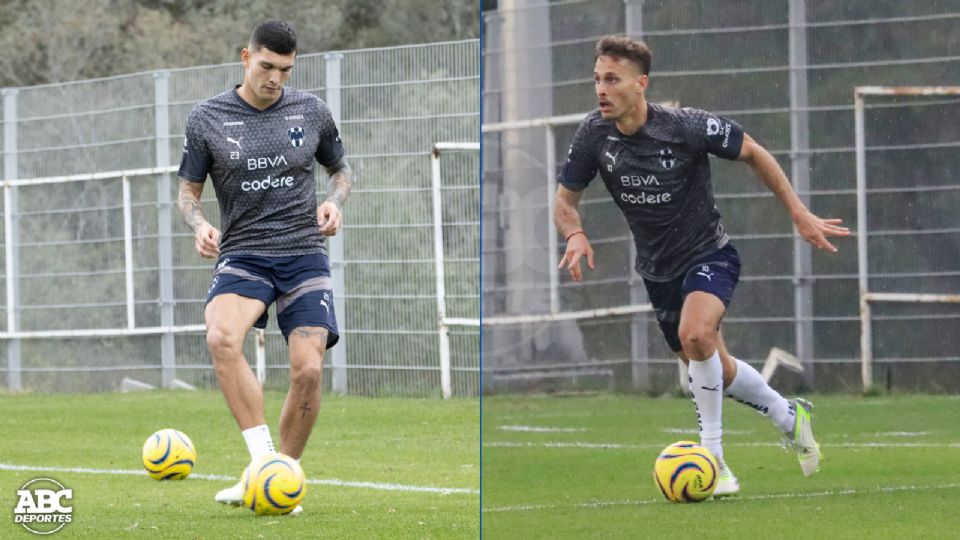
[{"xmin": 0, "ymin": 39, "xmax": 480, "ymax": 397}]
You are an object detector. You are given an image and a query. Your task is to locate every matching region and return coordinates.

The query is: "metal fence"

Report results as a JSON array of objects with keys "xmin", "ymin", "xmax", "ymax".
[
  {"xmin": 481, "ymin": 0, "xmax": 960, "ymax": 394},
  {"xmin": 0, "ymin": 39, "xmax": 480, "ymax": 397}
]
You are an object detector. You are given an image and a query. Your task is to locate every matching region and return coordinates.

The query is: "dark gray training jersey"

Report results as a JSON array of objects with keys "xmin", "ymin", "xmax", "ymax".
[
  {"xmin": 178, "ymin": 87, "xmax": 345, "ymax": 256},
  {"xmin": 559, "ymin": 103, "xmax": 744, "ymax": 281}
]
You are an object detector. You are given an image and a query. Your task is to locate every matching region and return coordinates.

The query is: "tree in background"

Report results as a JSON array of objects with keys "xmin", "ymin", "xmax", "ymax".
[{"xmin": 0, "ymin": 0, "xmax": 479, "ymax": 87}]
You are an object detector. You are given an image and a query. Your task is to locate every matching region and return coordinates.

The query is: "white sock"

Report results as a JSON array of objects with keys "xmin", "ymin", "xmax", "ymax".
[
  {"xmin": 725, "ymin": 358, "xmax": 794, "ymax": 434},
  {"xmin": 241, "ymin": 424, "xmax": 276, "ymax": 462},
  {"xmin": 687, "ymin": 350, "xmax": 724, "ymax": 462}
]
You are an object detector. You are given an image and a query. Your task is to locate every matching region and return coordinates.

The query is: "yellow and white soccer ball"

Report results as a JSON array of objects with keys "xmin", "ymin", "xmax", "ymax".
[
  {"xmin": 242, "ymin": 453, "xmax": 307, "ymax": 515},
  {"xmin": 653, "ymin": 440, "xmax": 718, "ymax": 502},
  {"xmin": 141, "ymin": 428, "xmax": 196, "ymax": 480}
]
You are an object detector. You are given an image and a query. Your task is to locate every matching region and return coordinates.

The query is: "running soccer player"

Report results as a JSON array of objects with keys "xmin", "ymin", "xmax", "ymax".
[
  {"xmin": 556, "ymin": 36, "xmax": 849, "ymax": 495},
  {"xmin": 177, "ymin": 20, "xmax": 351, "ymax": 514}
]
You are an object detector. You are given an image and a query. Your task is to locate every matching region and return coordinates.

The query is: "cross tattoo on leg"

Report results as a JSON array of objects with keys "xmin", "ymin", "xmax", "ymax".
[{"xmin": 300, "ymin": 402, "xmax": 311, "ymax": 419}]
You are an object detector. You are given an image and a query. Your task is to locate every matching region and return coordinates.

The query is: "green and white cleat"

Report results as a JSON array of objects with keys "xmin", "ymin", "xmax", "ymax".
[
  {"xmin": 712, "ymin": 459, "xmax": 740, "ymax": 497},
  {"xmin": 787, "ymin": 398, "xmax": 822, "ymax": 477}
]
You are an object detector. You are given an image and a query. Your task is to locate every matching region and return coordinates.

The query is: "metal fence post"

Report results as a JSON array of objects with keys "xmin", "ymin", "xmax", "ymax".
[
  {"xmin": 155, "ymin": 71, "xmax": 176, "ymax": 388},
  {"xmin": 629, "ymin": 241, "xmax": 650, "ymax": 391},
  {"xmin": 789, "ymin": 0, "xmax": 815, "ymax": 389},
  {"xmin": 854, "ymin": 90, "xmax": 872, "ymax": 391},
  {"xmin": 431, "ymin": 146, "xmax": 452, "ymax": 399},
  {"xmin": 624, "ymin": 0, "xmax": 645, "ymax": 39},
  {"xmin": 122, "ymin": 175, "xmax": 136, "ymax": 329},
  {"xmin": 545, "ymin": 124, "xmax": 558, "ymax": 314},
  {"xmin": 325, "ymin": 53, "xmax": 348, "ymax": 395},
  {"xmin": 625, "ymin": 0, "xmax": 649, "ymax": 392},
  {"xmin": 3, "ymin": 88, "xmax": 20, "ymax": 391}
]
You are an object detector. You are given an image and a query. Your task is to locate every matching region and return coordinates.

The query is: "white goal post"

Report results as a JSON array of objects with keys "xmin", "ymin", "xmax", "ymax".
[
  {"xmin": 855, "ymin": 86, "xmax": 960, "ymax": 391},
  {"xmin": 431, "ymin": 142, "xmax": 480, "ymax": 399}
]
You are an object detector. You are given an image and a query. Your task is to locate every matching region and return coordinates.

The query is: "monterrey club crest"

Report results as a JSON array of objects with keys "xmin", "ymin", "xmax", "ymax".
[
  {"xmin": 288, "ymin": 127, "xmax": 304, "ymax": 147},
  {"xmin": 659, "ymin": 148, "xmax": 676, "ymax": 170}
]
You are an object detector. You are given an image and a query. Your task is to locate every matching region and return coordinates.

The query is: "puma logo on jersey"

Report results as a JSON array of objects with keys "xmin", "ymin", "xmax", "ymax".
[
  {"xmin": 696, "ymin": 265, "xmax": 714, "ymax": 281},
  {"xmin": 605, "ymin": 151, "xmax": 619, "ymax": 172},
  {"xmin": 227, "ymin": 136, "xmax": 243, "ymax": 149}
]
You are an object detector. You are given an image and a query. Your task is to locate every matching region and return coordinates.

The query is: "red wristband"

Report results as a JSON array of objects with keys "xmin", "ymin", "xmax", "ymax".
[{"xmin": 565, "ymin": 230, "xmax": 586, "ymax": 242}]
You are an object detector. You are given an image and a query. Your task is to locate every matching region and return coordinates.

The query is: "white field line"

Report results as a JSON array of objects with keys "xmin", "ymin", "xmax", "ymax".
[
  {"xmin": 504, "ymin": 427, "xmax": 755, "ymax": 435},
  {"xmin": 483, "ymin": 482, "xmax": 960, "ymax": 513},
  {"xmin": 498, "ymin": 425, "xmax": 588, "ymax": 433},
  {"xmin": 0, "ymin": 463, "xmax": 478, "ymax": 495},
  {"xmin": 876, "ymin": 431, "xmax": 931, "ymax": 437},
  {"xmin": 662, "ymin": 428, "xmax": 753, "ymax": 435},
  {"xmin": 485, "ymin": 441, "xmax": 960, "ymax": 450}
]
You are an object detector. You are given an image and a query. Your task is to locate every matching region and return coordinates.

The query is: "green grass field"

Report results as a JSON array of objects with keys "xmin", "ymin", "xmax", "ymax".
[
  {"xmin": 482, "ymin": 394, "xmax": 960, "ymax": 539},
  {"xmin": 0, "ymin": 390, "xmax": 479, "ymax": 539}
]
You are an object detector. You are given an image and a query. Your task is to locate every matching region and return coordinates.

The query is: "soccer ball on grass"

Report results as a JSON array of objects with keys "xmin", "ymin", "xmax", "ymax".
[
  {"xmin": 652, "ymin": 440, "xmax": 718, "ymax": 502},
  {"xmin": 242, "ymin": 452, "xmax": 306, "ymax": 515},
  {"xmin": 142, "ymin": 428, "xmax": 196, "ymax": 480}
]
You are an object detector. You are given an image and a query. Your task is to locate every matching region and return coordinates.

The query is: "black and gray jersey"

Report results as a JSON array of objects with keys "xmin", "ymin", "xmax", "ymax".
[
  {"xmin": 178, "ymin": 87, "xmax": 345, "ymax": 257},
  {"xmin": 559, "ymin": 103, "xmax": 744, "ymax": 281}
]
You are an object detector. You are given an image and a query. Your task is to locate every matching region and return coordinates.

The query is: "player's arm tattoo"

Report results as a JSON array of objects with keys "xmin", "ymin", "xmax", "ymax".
[
  {"xmin": 323, "ymin": 159, "xmax": 353, "ymax": 210},
  {"xmin": 177, "ymin": 178, "xmax": 208, "ymax": 231}
]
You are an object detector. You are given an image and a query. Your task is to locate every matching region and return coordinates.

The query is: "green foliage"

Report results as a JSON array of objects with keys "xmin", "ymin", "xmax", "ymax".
[{"xmin": 0, "ymin": 0, "xmax": 479, "ymax": 87}]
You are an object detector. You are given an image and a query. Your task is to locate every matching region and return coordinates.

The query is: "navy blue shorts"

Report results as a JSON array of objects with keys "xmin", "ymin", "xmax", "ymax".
[
  {"xmin": 643, "ymin": 243, "xmax": 741, "ymax": 353},
  {"xmin": 206, "ymin": 253, "xmax": 339, "ymax": 347}
]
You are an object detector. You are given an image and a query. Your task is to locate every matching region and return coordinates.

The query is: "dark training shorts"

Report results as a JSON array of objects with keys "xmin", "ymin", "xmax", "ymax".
[
  {"xmin": 206, "ymin": 252, "xmax": 339, "ymax": 347},
  {"xmin": 643, "ymin": 243, "xmax": 741, "ymax": 353}
]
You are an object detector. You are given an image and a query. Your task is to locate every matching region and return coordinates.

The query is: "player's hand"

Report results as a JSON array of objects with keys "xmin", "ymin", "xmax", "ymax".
[
  {"xmin": 558, "ymin": 231, "xmax": 595, "ymax": 282},
  {"xmin": 194, "ymin": 222, "xmax": 221, "ymax": 259},
  {"xmin": 792, "ymin": 209, "xmax": 850, "ymax": 253},
  {"xmin": 317, "ymin": 201, "xmax": 342, "ymax": 236}
]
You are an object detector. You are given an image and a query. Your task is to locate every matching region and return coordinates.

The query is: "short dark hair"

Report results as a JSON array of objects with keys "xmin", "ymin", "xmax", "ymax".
[
  {"xmin": 595, "ymin": 36, "xmax": 652, "ymax": 75},
  {"xmin": 250, "ymin": 20, "xmax": 297, "ymax": 55}
]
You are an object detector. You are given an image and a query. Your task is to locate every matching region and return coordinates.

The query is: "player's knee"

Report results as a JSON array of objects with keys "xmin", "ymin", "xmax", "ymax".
[
  {"xmin": 678, "ymin": 324, "xmax": 716, "ymax": 357},
  {"xmin": 206, "ymin": 325, "xmax": 244, "ymax": 360},
  {"xmin": 290, "ymin": 361, "xmax": 323, "ymax": 390}
]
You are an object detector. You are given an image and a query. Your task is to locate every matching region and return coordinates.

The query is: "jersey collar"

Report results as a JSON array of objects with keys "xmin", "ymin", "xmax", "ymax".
[{"xmin": 232, "ymin": 85, "xmax": 285, "ymax": 113}]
